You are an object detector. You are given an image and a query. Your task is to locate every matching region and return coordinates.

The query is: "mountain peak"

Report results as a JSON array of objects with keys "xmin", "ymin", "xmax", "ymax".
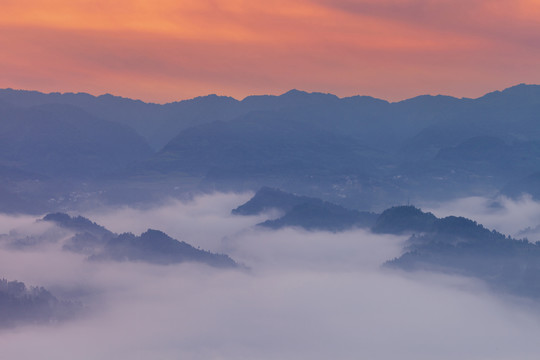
[
  {"xmin": 478, "ymin": 83, "xmax": 540, "ymax": 102},
  {"xmin": 280, "ymin": 89, "xmax": 339, "ymax": 100},
  {"xmin": 282, "ymin": 89, "xmax": 307, "ymax": 96}
]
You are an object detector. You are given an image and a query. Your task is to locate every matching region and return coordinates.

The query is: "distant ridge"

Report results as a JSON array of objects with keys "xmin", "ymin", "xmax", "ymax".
[
  {"xmin": 1, "ymin": 83, "xmax": 536, "ymax": 150},
  {"xmin": 235, "ymin": 190, "xmax": 540, "ymax": 300},
  {"xmin": 233, "ymin": 187, "xmax": 378, "ymax": 231},
  {"xmin": 2, "ymin": 84, "xmax": 540, "ymax": 212},
  {"xmin": 8, "ymin": 84, "xmax": 537, "ymax": 106},
  {"xmin": 43, "ymin": 213, "xmax": 238, "ymax": 268},
  {"xmin": 380, "ymin": 205, "xmax": 540, "ymax": 299}
]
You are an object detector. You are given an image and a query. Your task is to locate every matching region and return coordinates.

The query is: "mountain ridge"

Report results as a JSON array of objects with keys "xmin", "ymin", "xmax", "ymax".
[
  {"xmin": 42, "ymin": 213, "xmax": 238, "ymax": 268},
  {"xmin": 2, "ymin": 84, "xmax": 540, "ymax": 212}
]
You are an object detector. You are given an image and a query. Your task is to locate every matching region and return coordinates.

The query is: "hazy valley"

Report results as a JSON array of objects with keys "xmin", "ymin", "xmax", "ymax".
[{"xmin": 2, "ymin": 86, "xmax": 540, "ymax": 359}]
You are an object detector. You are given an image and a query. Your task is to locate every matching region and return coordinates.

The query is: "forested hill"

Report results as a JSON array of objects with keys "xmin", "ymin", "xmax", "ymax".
[
  {"xmin": 380, "ymin": 206, "xmax": 540, "ymax": 299},
  {"xmin": 232, "ymin": 187, "xmax": 378, "ymax": 231},
  {"xmin": 43, "ymin": 213, "xmax": 238, "ymax": 268},
  {"xmin": 2, "ymin": 85, "xmax": 540, "ymax": 212},
  {"xmin": 0, "ymin": 278, "xmax": 80, "ymax": 328},
  {"xmin": 235, "ymin": 189, "xmax": 540, "ymax": 300}
]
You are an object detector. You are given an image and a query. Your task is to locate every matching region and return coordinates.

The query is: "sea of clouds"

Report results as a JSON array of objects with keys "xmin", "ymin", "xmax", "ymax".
[{"xmin": 1, "ymin": 193, "xmax": 540, "ymax": 359}]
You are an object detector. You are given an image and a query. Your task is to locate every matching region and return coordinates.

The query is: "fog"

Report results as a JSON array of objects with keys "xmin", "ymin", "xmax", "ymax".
[
  {"xmin": 82, "ymin": 192, "xmax": 267, "ymax": 252},
  {"xmin": 2, "ymin": 193, "xmax": 540, "ymax": 359},
  {"xmin": 422, "ymin": 194, "xmax": 540, "ymax": 239},
  {"xmin": 0, "ymin": 213, "xmax": 47, "ymax": 235}
]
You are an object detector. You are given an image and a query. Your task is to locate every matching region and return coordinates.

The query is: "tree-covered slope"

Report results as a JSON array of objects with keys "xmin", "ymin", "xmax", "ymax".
[
  {"xmin": 0, "ymin": 102, "xmax": 152, "ymax": 178},
  {"xmin": 43, "ymin": 213, "xmax": 238, "ymax": 268},
  {"xmin": 0, "ymin": 278, "xmax": 80, "ymax": 328},
  {"xmin": 233, "ymin": 187, "xmax": 378, "ymax": 231},
  {"xmin": 381, "ymin": 206, "xmax": 540, "ymax": 299}
]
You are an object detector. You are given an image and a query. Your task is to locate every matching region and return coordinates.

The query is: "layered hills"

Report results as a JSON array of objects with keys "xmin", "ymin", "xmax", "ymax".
[
  {"xmin": 2, "ymin": 84, "xmax": 540, "ymax": 212},
  {"xmin": 235, "ymin": 187, "xmax": 540, "ymax": 299},
  {"xmin": 232, "ymin": 187, "xmax": 378, "ymax": 231},
  {"xmin": 378, "ymin": 206, "xmax": 540, "ymax": 299},
  {"xmin": 42, "ymin": 213, "xmax": 238, "ymax": 268}
]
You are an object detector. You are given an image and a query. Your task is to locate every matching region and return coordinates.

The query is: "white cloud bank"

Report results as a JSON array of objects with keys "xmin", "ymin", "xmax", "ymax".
[{"xmin": 1, "ymin": 193, "xmax": 540, "ymax": 359}]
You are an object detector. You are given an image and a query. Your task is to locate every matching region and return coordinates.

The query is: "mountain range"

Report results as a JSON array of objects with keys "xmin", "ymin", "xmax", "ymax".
[
  {"xmin": 1, "ymin": 84, "xmax": 540, "ymax": 212},
  {"xmin": 378, "ymin": 206, "xmax": 540, "ymax": 299},
  {"xmin": 234, "ymin": 188, "xmax": 540, "ymax": 299},
  {"xmin": 41, "ymin": 213, "xmax": 238, "ymax": 268},
  {"xmin": 232, "ymin": 187, "xmax": 378, "ymax": 231}
]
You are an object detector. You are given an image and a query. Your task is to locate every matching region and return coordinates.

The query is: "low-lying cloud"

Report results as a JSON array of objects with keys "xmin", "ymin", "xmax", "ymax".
[
  {"xmin": 82, "ymin": 192, "xmax": 264, "ymax": 253},
  {"xmin": 1, "ymin": 193, "xmax": 540, "ymax": 359},
  {"xmin": 422, "ymin": 194, "xmax": 540, "ymax": 239}
]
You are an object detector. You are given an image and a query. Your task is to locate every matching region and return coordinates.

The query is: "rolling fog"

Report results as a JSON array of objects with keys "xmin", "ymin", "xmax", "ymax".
[
  {"xmin": 1, "ymin": 193, "xmax": 540, "ymax": 359},
  {"xmin": 422, "ymin": 194, "xmax": 540, "ymax": 240}
]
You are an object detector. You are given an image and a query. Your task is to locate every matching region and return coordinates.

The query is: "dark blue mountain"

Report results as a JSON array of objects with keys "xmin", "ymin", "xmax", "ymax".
[
  {"xmin": 381, "ymin": 206, "xmax": 540, "ymax": 299},
  {"xmin": 0, "ymin": 278, "xmax": 80, "ymax": 328},
  {"xmin": 2, "ymin": 84, "xmax": 540, "ymax": 211},
  {"xmin": 372, "ymin": 205, "xmax": 437, "ymax": 234},
  {"xmin": 90, "ymin": 229, "xmax": 236, "ymax": 267},
  {"xmin": 0, "ymin": 102, "xmax": 152, "ymax": 178},
  {"xmin": 501, "ymin": 172, "xmax": 540, "ymax": 200},
  {"xmin": 259, "ymin": 202, "xmax": 377, "ymax": 232},
  {"xmin": 232, "ymin": 186, "xmax": 317, "ymax": 215},
  {"xmin": 233, "ymin": 187, "xmax": 378, "ymax": 231},
  {"xmin": 43, "ymin": 213, "xmax": 238, "ymax": 268}
]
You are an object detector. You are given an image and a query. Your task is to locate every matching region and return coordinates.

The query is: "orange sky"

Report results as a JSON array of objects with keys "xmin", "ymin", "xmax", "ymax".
[{"xmin": 1, "ymin": 0, "xmax": 539, "ymax": 102}]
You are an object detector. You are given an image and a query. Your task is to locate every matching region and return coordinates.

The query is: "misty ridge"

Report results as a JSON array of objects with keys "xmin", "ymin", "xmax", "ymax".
[
  {"xmin": 2, "ymin": 84, "xmax": 540, "ymax": 213},
  {"xmin": 3, "ymin": 187, "xmax": 540, "ymax": 329},
  {"xmin": 4, "ymin": 85, "xmax": 540, "ymax": 358},
  {"xmin": 41, "ymin": 212, "xmax": 237, "ymax": 268},
  {"xmin": 2, "ymin": 191, "xmax": 540, "ymax": 358},
  {"xmin": 233, "ymin": 188, "xmax": 540, "ymax": 299},
  {"xmin": 232, "ymin": 186, "xmax": 378, "ymax": 231},
  {"xmin": 0, "ymin": 278, "xmax": 81, "ymax": 328}
]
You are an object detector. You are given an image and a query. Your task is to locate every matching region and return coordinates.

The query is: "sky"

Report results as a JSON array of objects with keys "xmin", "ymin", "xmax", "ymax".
[{"xmin": 1, "ymin": 0, "xmax": 539, "ymax": 103}]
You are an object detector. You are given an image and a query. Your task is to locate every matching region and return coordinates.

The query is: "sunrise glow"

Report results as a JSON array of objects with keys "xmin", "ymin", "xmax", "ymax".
[{"xmin": 1, "ymin": 0, "xmax": 539, "ymax": 101}]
